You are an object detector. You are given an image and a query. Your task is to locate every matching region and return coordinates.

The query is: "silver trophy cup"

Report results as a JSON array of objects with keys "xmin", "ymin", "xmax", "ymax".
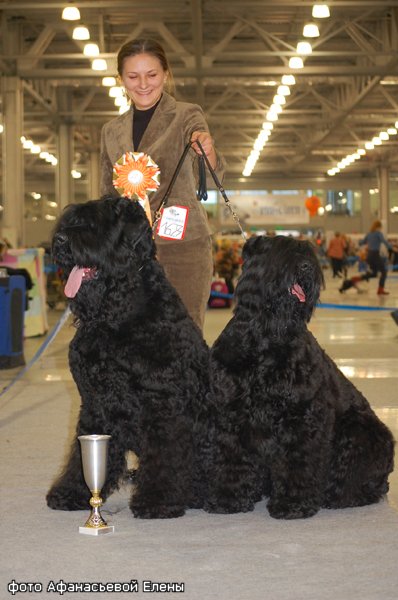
[{"xmin": 78, "ymin": 434, "xmax": 114, "ymax": 535}]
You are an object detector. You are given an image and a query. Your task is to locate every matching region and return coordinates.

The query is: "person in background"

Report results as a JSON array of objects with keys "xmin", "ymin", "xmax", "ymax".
[
  {"xmin": 360, "ymin": 220, "xmax": 392, "ymax": 295},
  {"xmin": 100, "ymin": 38, "xmax": 225, "ymax": 330},
  {"xmin": 327, "ymin": 232, "xmax": 347, "ymax": 278}
]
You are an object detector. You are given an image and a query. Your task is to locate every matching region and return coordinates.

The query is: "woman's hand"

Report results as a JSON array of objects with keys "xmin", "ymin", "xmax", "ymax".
[{"xmin": 190, "ymin": 131, "xmax": 217, "ymax": 169}]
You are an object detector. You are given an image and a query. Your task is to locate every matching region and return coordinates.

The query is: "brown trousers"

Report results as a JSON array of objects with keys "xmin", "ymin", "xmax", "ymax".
[{"xmin": 156, "ymin": 236, "xmax": 213, "ymax": 331}]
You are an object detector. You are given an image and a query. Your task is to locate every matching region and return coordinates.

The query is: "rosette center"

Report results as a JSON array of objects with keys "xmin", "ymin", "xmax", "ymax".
[{"xmin": 128, "ymin": 169, "xmax": 144, "ymax": 185}]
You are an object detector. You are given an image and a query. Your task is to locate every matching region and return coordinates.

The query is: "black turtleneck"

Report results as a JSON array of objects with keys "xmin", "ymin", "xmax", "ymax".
[{"xmin": 133, "ymin": 96, "xmax": 162, "ymax": 150}]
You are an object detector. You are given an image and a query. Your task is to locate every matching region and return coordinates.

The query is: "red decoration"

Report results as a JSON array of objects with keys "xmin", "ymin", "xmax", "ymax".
[{"xmin": 305, "ymin": 195, "xmax": 321, "ymax": 217}]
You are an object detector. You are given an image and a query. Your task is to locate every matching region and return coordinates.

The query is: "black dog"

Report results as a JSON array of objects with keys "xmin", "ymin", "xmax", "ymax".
[
  {"xmin": 46, "ymin": 196, "xmax": 211, "ymax": 519},
  {"xmin": 339, "ymin": 271, "xmax": 372, "ymax": 293},
  {"xmin": 206, "ymin": 235, "xmax": 394, "ymax": 519}
]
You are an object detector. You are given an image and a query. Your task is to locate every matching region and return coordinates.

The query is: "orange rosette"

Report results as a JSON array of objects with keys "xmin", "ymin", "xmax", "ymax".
[{"xmin": 113, "ymin": 152, "xmax": 160, "ymax": 224}]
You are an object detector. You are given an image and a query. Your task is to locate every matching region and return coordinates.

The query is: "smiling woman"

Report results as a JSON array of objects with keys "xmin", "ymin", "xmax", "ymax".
[{"xmin": 100, "ymin": 38, "xmax": 225, "ymax": 330}]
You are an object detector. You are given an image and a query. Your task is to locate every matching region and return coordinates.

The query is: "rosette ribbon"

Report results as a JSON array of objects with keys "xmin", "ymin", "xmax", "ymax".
[{"xmin": 113, "ymin": 152, "xmax": 160, "ymax": 224}]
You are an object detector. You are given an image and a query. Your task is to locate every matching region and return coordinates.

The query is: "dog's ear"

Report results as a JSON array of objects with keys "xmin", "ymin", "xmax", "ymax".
[{"xmin": 112, "ymin": 197, "xmax": 156, "ymax": 262}]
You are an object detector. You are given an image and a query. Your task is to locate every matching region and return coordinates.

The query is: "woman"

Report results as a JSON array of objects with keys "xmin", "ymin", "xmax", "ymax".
[
  {"xmin": 100, "ymin": 38, "xmax": 225, "ymax": 330},
  {"xmin": 360, "ymin": 220, "xmax": 392, "ymax": 295},
  {"xmin": 327, "ymin": 232, "xmax": 347, "ymax": 278}
]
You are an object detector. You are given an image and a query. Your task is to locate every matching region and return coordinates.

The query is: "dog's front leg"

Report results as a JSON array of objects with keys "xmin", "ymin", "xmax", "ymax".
[
  {"xmin": 130, "ymin": 416, "xmax": 193, "ymax": 519},
  {"xmin": 266, "ymin": 415, "xmax": 329, "ymax": 519}
]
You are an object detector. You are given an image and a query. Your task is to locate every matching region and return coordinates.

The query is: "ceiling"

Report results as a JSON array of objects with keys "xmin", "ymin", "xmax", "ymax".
[{"xmin": 2, "ymin": 0, "xmax": 398, "ymax": 193}]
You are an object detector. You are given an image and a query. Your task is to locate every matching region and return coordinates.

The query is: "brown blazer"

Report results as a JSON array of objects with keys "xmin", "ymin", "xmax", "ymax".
[{"xmin": 100, "ymin": 92, "xmax": 225, "ymax": 245}]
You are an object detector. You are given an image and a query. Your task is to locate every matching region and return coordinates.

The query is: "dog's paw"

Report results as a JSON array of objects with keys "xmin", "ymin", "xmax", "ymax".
[
  {"xmin": 267, "ymin": 498, "xmax": 319, "ymax": 520},
  {"xmin": 131, "ymin": 504, "xmax": 185, "ymax": 519},
  {"xmin": 46, "ymin": 487, "xmax": 90, "ymax": 511},
  {"xmin": 204, "ymin": 497, "xmax": 255, "ymax": 514}
]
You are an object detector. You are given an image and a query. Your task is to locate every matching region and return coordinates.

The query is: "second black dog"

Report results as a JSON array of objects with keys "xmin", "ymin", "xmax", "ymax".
[{"xmin": 206, "ymin": 235, "xmax": 394, "ymax": 519}]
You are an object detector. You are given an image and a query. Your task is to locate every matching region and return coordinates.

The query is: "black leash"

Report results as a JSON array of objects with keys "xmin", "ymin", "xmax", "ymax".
[{"xmin": 152, "ymin": 140, "xmax": 247, "ymax": 241}]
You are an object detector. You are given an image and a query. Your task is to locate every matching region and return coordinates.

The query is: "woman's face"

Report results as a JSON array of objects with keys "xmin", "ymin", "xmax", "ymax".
[{"xmin": 120, "ymin": 53, "xmax": 167, "ymax": 110}]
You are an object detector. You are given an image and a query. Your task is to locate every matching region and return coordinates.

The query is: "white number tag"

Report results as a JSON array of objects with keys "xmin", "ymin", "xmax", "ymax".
[{"xmin": 157, "ymin": 205, "xmax": 189, "ymax": 240}]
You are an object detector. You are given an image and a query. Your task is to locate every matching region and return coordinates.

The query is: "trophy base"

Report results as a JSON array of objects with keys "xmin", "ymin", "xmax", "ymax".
[{"xmin": 79, "ymin": 525, "xmax": 114, "ymax": 536}]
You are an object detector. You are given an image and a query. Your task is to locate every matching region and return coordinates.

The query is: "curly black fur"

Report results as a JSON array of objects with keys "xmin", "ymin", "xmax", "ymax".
[
  {"xmin": 46, "ymin": 196, "xmax": 212, "ymax": 519},
  {"xmin": 206, "ymin": 235, "xmax": 395, "ymax": 519}
]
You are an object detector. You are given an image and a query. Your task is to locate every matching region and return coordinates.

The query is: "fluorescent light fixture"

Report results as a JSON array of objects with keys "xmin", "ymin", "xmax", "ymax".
[
  {"xmin": 72, "ymin": 25, "xmax": 90, "ymax": 40},
  {"xmin": 357, "ymin": 149, "xmax": 366, "ymax": 155},
  {"xmin": 387, "ymin": 127, "xmax": 397, "ymax": 135},
  {"xmin": 40, "ymin": 151, "xmax": 50, "ymax": 159},
  {"xmin": 327, "ymin": 169, "xmax": 336, "ymax": 176},
  {"xmin": 281, "ymin": 74, "xmax": 296, "ymax": 85},
  {"xmin": 62, "ymin": 6, "xmax": 81, "ymax": 20},
  {"xmin": 289, "ymin": 56, "xmax": 304, "ymax": 69},
  {"xmin": 379, "ymin": 131, "xmax": 389, "ymax": 141},
  {"xmin": 296, "ymin": 41, "xmax": 312, "ymax": 55},
  {"xmin": 30, "ymin": 145, "xmax": 41, "ymax": 154},
  {"xmin": 83, "ymin": 43, "xmax": 100, "ymax": 57},
  {"xmin": 270, "ymin": 103, "xmax": 283, "ymax": 113},
  {"xmin": 71, "ymin": 169, "xmax": 82, "ymax": 179},
  {"xmin": 262, "ymin": 121, "xmax": 274, "ymax": 130},
  {"xmin": 102, "ymin": 76, "xmax": 117, "ymax": 87},
  {"xmin": 365, "ymin": 141, "xmax": 375, "ymax": 150},
  {"xmin": 372, "ymin": 136, "xmax": 382, "ymax": 145},
  {"xmin": 312, "ymin": 3, "xmax": 330, "ymax": 19},
  {"xmin": 303, "ymin": 22, "xmax": 320, "ymax": 38},
  {"xmin": 0, "ymin": 124, "xmax": 3, "ymax": 134},
  {"xmin": 91, "ymin": 58, "xmax": 107, "ymax": 71}
]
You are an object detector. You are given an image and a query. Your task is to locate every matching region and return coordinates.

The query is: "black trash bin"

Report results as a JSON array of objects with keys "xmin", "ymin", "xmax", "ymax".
[{"xmin": 0, "ymin": 273, "xmax": 26, "ymax": 368}]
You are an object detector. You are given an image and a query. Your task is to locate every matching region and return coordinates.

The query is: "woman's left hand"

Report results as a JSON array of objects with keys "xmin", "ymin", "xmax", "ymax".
[{"xmin": 190, "ymin": 131, "xmax": 217, "ymax": 168}]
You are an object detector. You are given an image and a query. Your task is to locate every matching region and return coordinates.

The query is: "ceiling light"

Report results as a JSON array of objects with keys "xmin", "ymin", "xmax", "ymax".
[
  {"xmin": 270, "ymin": 103, "xmax": 283, "ymax": 113},
  {"xmin": 83, "ymin": 43, "xmax": 100, "ymax": 57},
  {"xmin": 327, "ymin": 169, "xmax": 336, "ymax": 176},
  {"xmin": 71, "ymin": 169, "xmax": 82, "ymax": 179},
  {"xmin": 266, "ymin": 110, "xmax": 279, "ymax": 121},
  {"xmin": 31, "ymin": 145, "xmax": 41, "ymax": 154},
  {"xmin": 372, "ymin": 136, "xmax": 382, "ymax": 145},
  {"xmin": 281, "ymin": 74, "xmax": 296, "ymax": 85},
  {"xmin": 379, "ymin": 131, "xmax": 389, "ymax": 141},
  {"xmin": 296, "ymin": 41, "xmax": 312, "ymax": 55},
  {"xmin": 289, "ymin": 56, "xmax": 304, "ymax": 69},
  {"xmin": 0, "ymin": 124, "xmax": 3, "ymax": 134},
  {"xmin": 262, "ymin": 122, "xmax": 273, "ymax": 131},
  {"xmin": 387, "ymin": 127, "xmax": 397, "ymax": 135},
  {"xmin": 357, "ymin": 149, "xmax": 366, "ymax": 155},
  {"xmin": 365, "ymin": 141, "xmax": 375, "ymax": 150},
  {"xmin": 72, "ymin": 25, "xmax": 90, "ymax": 40},
  {"xmin": 312, "ymin": 3, "xmax": 330, "ymax": 19},
  {"xmin": 303, "ymin": 22, "xmax": 320, "ymax": 38},
  {"xmin": 109, "ymin": 86, "xmax": 123, "ymax": 98},
  {"xmin": 102, "ymin": 76, "xmax": 117, "ymax": 87},
  {"xmin": 119, "ymin": 105, "xmax": 130, "ymax": 115},
  {"xmin": 277, "ymin": 85, "xmax": 290, "ymax": 96},
  {"xmin": 273, "ymin": 94, "xmax": 286, "ymax": 105},
  {"xmin": 114, "ymin": 96, "xmax": 128, "ymax": 107},
  {"xmin": 62, "ymin": 6, "xmax": 81, "ymax": 20},
  {"xmin": 91, "ymin": 58, "xmax": 107, "ymax": 71},
  {"xmin": 40, "ymin": 151, "xmax": 50, "ymax": 159}
]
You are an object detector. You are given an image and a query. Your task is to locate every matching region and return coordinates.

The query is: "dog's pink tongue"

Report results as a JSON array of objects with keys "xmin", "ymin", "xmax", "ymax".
[
  {"xmin": 64, "ymin": 266, "xmax": 85, "ymax": 298},
  {"xmin": 291, "ymin": 283, "xmax": 306, "ymax": 302}
]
